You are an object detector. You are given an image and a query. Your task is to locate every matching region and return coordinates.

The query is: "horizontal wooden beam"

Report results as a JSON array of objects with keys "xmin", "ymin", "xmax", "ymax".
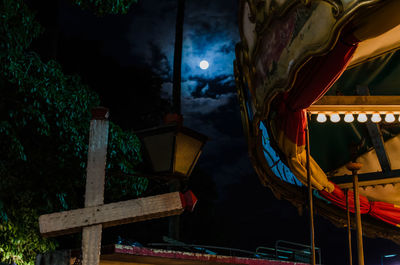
[
  {"xmin": 329, "ymin": 169, "xmax": 400, "ymax": 188},
  {"xmin": 39, "ymin": 192, "xmax": 184, "ymax": 237},
  {"xmin": 308, "ymin": 96, "xmax": 400, "ymax": 113}
]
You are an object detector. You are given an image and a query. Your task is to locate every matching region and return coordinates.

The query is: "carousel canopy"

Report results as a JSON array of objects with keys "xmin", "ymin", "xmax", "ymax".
[{"xmin": 235, "ymin": 0, "xmax": 400, "ymax": 242}]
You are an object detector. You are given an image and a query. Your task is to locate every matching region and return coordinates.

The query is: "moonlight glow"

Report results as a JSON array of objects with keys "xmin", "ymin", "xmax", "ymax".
[{"xmin": 199, "ymin": 60, "xmax": 209, "ymax": 70}]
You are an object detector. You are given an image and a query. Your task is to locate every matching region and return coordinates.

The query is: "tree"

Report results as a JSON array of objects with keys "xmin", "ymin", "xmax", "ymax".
[
  {"xmin": 0, "ymin": 0, "xmax": 147, "ymax": 264},
  {"xmin": 71, "ymin": 0, "xmax": 139, "ymax": 16}
]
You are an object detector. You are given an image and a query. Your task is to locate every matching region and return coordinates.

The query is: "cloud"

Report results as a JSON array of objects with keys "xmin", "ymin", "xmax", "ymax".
[
  {"xmin": 161, "ymin": 81, "xmax": 236, "ymax": 117},
  {"xmin": 183, "ymin": 93, "xmax": 235, "ymax": 116},
  {"xmin": 189, "ymin": 75, "xmax": 235, "ymax": 98},
  {"xmin": 128, "ymin": 0, "xmax": 177, "ymax": 67},
  {"xmin": 148, "ymin": 42, "xmax": 171, "ymax": 79}
]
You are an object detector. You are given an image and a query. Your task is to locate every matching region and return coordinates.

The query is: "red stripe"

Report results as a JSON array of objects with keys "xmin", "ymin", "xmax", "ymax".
[
  {"xmin": 319, "ymin": 183, "xmax": 370, "ymax": 214},
  {"xmin": 319, "ymin": 182, "xmax": 400, "ymax": 227}
]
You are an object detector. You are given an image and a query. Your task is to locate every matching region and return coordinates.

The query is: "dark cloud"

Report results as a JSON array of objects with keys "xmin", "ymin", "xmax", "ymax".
[
  {"xmin": 128, "ymin": 0, "xmax": 177, "ymax": 68},
  {"xmin": 219, "ymin": 44, "xmax": 232, "ymax": 54},
  {"xmin": 148, "ymin": 41, "xmax": 171, "ymax": 79},
  {"xmin": 189, "ymin": 75, "xmax": 235, "ymax": 98}
]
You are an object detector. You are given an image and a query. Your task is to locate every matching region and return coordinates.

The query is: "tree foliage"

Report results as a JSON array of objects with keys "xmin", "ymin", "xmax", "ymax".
[
  {"xmin": 0, "ymin": 0, "xmax": 147, "ymax": 264},
  {"xmin": 71, "ymin": 0, "xmax": 138, "ymax": 16}
]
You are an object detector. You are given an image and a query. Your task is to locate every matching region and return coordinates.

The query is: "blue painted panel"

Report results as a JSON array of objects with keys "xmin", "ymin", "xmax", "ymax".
[{"xmin": 259, "ymin": 121, "xmax": 302, "ymax": 186}]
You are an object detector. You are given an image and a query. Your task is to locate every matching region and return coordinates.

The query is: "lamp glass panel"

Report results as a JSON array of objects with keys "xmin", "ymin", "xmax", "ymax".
[
  {"xmin": 143, "ymin": 132, "xmax": 174, "ymax": 172},
  {"xmin": 174, "ymin": 132, "xmax": 203, "ymax": 176}
]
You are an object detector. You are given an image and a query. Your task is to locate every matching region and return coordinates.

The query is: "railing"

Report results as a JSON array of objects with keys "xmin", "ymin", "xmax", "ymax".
[
  {"xmin": 147, "ymin": 240, "xmax": 321, "ymax": 264},
  {"xmin": 257, "ymin": 240, "xmax": 321, "ymax": 264},
  {"xmin": 148, "ymin": 243, "xmax": 256, "ymax": 258}
]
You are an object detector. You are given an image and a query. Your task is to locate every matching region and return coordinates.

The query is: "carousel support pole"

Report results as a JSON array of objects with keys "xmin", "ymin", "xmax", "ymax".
[
  {"xmin": 346, "ymin": 189, "xmax": 353, "ymax": 265},
  {"xmin": 346, "ymin": 162, "xmax": 364, "ymax": 265},
  {"xmin": 305, "ymin": 114, "xmax": 316, "ymax": 265}
]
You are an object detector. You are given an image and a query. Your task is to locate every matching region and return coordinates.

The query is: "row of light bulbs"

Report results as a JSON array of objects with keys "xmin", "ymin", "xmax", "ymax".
[{"xmin": 315, "ymin": 113, "xmax": 399, "ymax": 123}]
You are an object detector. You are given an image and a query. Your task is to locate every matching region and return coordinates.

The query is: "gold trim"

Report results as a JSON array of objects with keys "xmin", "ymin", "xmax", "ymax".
[{"xmin": 317, "ymin": 0, "xmax": 343, "ymax": 17}]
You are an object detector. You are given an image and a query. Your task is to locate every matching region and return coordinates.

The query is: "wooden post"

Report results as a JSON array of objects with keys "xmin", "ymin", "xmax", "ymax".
[
  {"xmin": 347, "ymin": 162, "xmax": 364, "ymax": 265},
  {"xmin": 305, "ymin": 120, "xmax": 316, "ymax": 265},
  {"xmin": 82, "ymin": 107, "xmax": 109, "ymax": 265},
  {"xmin": 169, "ymin": 179, "xmax": 181, "ymax": 240},
  {"xmin": 346, "ymin": 190, "xmax": 353, "ymax": 265}
]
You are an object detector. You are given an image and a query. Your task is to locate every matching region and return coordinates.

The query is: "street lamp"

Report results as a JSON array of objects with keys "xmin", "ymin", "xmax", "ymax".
[{"xmin": 137, "ymin": 123, "xmax": 207, "ymax": 180}]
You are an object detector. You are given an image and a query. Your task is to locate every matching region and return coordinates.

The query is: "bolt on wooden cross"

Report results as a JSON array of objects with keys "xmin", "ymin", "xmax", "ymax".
[{"xmin": 39, "ymin": 107, "xmax": 196, "ymax": 265}]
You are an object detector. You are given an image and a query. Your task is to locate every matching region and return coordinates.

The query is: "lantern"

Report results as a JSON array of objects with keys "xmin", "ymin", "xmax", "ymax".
[{"xmin": 137, "ymin": 124, "xmax": 207, "ymax": 179}]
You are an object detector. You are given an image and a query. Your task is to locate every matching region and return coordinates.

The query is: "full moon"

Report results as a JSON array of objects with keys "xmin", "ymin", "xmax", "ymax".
[{"xmin": 199, "ymin": 60, "xmax": 209, "ymax": 70}]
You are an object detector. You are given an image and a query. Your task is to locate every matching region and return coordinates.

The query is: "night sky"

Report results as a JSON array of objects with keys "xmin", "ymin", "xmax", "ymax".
[{"xmin": 31, "ymin": 0, "xmax": 400, "ymax": 264}]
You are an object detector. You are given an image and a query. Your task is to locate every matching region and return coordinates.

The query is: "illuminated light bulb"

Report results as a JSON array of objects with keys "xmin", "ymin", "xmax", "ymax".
[
  {"xmin": 371, "ymin": 113, "xmax": 382, "ymax": 123},
  {"xmin": 316, "ymin": 113, "xmax": 327, "ymax": 123},
  {"xmin": 330, "ymin": 113, "xmax": 340, "ymax": 123},
  {"xmin": 344, "ymin": 113, "xmax": 354, "ymax": 123},
  {"xmin": 357, "ymin": 113, "xmax": 367, "ymax": 123},
  {"xmin": 385, "ymin": 113, "xmax": 395, "ymax": 123}
]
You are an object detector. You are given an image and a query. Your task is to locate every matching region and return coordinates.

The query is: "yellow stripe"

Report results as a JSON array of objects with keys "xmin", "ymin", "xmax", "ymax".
[{"xmin": 271, "ymin": 127, "xmax": 334, "ymax": 192}]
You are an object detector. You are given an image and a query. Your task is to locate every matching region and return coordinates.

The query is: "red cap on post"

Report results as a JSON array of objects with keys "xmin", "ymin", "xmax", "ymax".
[
  {"xmin": 91, "ymin": 107, "xmax": 110, "ymax": 120},
  {"xmin": 179, "ymin": 190, "xmax": 198, "ymax": 212},
  {"xmin": 164, "ymin": 113, "xmax": 183, "ymax": 126}
]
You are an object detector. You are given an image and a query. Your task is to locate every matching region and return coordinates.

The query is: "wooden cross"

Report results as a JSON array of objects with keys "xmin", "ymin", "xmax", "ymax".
[{"xmin": 39, "ymin": 107, "xmax": 195, "ymax": 265}]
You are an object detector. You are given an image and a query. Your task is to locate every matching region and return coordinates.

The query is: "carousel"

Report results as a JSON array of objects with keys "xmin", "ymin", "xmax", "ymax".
[{"xmin": 235, "ymin": 1, "xmax": 400, "ymax": 264}]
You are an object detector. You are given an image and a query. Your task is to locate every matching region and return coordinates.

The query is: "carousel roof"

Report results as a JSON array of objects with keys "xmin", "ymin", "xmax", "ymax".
[{"xmin": 235, "ymin": 0, "xmax": 400, "ymax": 243}]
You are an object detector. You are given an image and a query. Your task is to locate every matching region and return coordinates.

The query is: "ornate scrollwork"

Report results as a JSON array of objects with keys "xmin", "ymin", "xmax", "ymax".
[{"xmin": 317, "ymin": 0, "xmax": 344, "ymax": 17}]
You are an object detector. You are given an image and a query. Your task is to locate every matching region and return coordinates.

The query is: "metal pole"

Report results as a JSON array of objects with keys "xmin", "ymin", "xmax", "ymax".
[
  {"xmin": 346, "ymin": 189, "xmax": 353, "ymax": 265},
  {"xmin": 172, "ymin": 0, "xmax": 185, "ymax": 115},
  {"xmin": 352, "ymin": 170, "xmax": 365, "ymax": 265},
  {"xmin": 305, "ymin": 117, "xmax": 316, "ymax": 265},
  {"xmin": 169, "ymin": 0, "xmax": 185, "ymax": 240}
]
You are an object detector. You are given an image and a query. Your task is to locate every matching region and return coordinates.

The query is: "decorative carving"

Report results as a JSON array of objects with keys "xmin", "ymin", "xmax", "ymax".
[
  {"xmin": 320, "ymin": 0, "xmax": 344, "ymax": 17},
  {"xmin": 304, "ymin": 0, "xmax": 343, "ymax": 17}
]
